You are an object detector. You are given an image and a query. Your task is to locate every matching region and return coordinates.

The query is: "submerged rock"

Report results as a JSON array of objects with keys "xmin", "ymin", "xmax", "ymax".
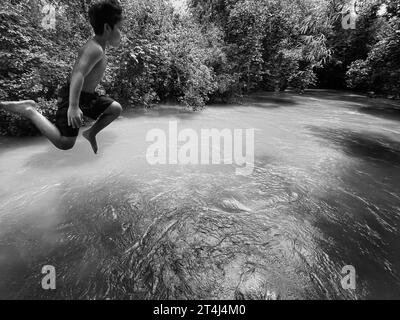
[{"xmin": 221, "ymin": 198, "xmax": 252, "ymax": 213}]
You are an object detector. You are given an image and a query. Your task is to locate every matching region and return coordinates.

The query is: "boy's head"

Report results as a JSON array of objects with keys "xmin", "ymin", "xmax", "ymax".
[{"xmin": 89, "ymin": 0, "xmax": 123, "ymax": 47}]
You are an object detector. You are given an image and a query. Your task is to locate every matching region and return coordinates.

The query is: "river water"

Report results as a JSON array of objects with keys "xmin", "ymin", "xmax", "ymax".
[{"xmin": 0, "ymin": 90, "xmax": 399, "ymax": 299}]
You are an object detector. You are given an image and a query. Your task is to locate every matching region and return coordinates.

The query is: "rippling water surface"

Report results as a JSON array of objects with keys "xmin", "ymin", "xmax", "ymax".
[{"xmin": 0, "ymin": 90, "xmax": 400, "ymax": 299}]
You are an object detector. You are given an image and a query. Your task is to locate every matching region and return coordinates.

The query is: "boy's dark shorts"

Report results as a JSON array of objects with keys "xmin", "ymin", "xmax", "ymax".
[{"xmin": 55, "ymin": 84, "xmax": 115, "ymax": 137}]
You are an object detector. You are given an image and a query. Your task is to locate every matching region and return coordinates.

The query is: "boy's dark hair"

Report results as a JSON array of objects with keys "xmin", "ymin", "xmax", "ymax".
[{"xmin": 88, "ymin": 0, "xmax": 123, "ymax": 35}]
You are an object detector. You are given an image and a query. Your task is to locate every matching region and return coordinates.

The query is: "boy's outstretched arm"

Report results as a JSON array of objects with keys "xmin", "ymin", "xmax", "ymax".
[{"xmin": 68, "ymin": 45, "xmax": 104, "ymax": 129}]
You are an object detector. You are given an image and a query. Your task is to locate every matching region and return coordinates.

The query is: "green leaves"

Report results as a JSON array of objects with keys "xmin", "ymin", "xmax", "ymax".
[{"xmin": 344, "ymin": 0, "xmax": 400, "ymax": 95}]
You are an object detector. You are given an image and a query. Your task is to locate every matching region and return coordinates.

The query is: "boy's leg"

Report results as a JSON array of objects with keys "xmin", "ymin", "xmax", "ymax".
[
  {"xmin": 83, "ymin": 101, "xmax": 122, "ymax": 154},
  {"xmin": 0, "ymin": 100, "xmax": 77, "ymax": 150}
]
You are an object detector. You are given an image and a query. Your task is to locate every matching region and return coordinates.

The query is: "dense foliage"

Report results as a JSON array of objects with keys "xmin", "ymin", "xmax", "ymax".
[
  {"xmin": 345, "ymin": 1, "xmax": 400, "ymax": 95},
  {"xmin": 0, "ymin": 0, "xmax": 399, "ymax": 136}
]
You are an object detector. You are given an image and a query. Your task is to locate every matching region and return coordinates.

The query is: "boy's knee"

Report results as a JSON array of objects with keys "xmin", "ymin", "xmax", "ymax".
[
  {"xmin": 58, "ymin": 138, "xmax": 76, "ymax": 151},
  {"xmin": 59, "ymin": 143, "xmax": 74, "ymax": 151},
  {"xmin": 109, "ymin": 102, "xmax": 123, "ymax": 116},
  {"xmin": 25, "ymin": 100, "xmax": 38, "ymax": 116}
]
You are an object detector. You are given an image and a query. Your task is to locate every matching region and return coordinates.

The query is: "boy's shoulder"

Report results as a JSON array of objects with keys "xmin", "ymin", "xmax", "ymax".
[{"xmin": 79, "ymin": 39, "xmax": 104, "ymax": 58}]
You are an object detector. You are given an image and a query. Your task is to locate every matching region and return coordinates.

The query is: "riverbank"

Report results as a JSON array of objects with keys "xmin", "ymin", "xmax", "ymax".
[{"xmin": 2, "ymin": 89, "xmax": 400, "ymax": 138}]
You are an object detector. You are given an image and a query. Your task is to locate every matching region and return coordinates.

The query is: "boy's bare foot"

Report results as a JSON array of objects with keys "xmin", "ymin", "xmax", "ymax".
[
  {"xmin": 83, "ymin": 130, "xmax": 98, "ymax": 154},
  {"xmin": 0, "ymin": 100, "xmax": 36, "ymax": 118}
]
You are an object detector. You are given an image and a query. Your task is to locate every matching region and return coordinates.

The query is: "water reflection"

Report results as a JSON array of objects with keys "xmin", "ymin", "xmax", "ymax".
[{"xmin": 308, "ymin": 127, "xmax": 400, "ymax": 167}]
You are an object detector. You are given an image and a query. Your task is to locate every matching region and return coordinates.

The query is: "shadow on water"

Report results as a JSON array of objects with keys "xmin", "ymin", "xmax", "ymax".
[
  {"xmin": 236, "ymin": 93, "xmax": 298, "ymax": 109},
  {"xmin": 313, "ymin": 206, "xmax": 400, "ymax": 299},
  {"xmin": 302, "ymin": 90, "xmax": 400, "ymax": 120},
  {"xmin": 301, "ymin": 89, "xmax": 387, "ymax": 104},
  {"xmin": 23, "ymin": 132, "xmax": 118, "ymax": 169},
  {"xmin": 307, "ymin": 126, "xmax": 400, "ymax": 167},
  {"xmin": 122, "ymin": 94, "xmax": 298, "ymax": 115},
  {"xmin": 358, "ymin": 106, "xmax": 400, "ymax": 122},
  {"xmin": 308, "ymin": 162, "xmax": 400, "ymax": 299},
  {"xmin": 305, "ymin": 125, "xmax": 400, "ymax": 298},
  {"xmin": 122, "ymin": 106, "xmax": 199, "ymax": 121}
]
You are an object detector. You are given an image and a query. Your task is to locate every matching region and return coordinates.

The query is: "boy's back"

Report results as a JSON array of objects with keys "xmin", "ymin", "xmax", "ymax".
[{"xmin": 74, "ymin": 39, "xmax": 107, "ymax": 94}]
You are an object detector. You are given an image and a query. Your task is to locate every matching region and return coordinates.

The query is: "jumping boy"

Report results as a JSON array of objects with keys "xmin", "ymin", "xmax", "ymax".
[{"xmin": 0, "ymin": 0, "xmax": 124, "ymax": 154}]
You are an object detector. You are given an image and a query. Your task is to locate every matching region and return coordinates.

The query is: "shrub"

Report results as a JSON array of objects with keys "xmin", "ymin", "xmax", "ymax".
[{"xmin": 346, "ymin": 59, "xmax": 372, "ymax": 91}]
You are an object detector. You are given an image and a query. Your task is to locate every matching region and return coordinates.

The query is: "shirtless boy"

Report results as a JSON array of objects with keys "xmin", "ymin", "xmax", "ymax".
[{"xmin": 0, "ymin": 0, "xmax": 123, "ymax": 154}]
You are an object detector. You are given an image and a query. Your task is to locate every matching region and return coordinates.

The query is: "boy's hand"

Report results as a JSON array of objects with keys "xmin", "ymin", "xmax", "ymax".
[{"xmin": 67, "ymin": 107, "xmax": 83, "ymax": 129}]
